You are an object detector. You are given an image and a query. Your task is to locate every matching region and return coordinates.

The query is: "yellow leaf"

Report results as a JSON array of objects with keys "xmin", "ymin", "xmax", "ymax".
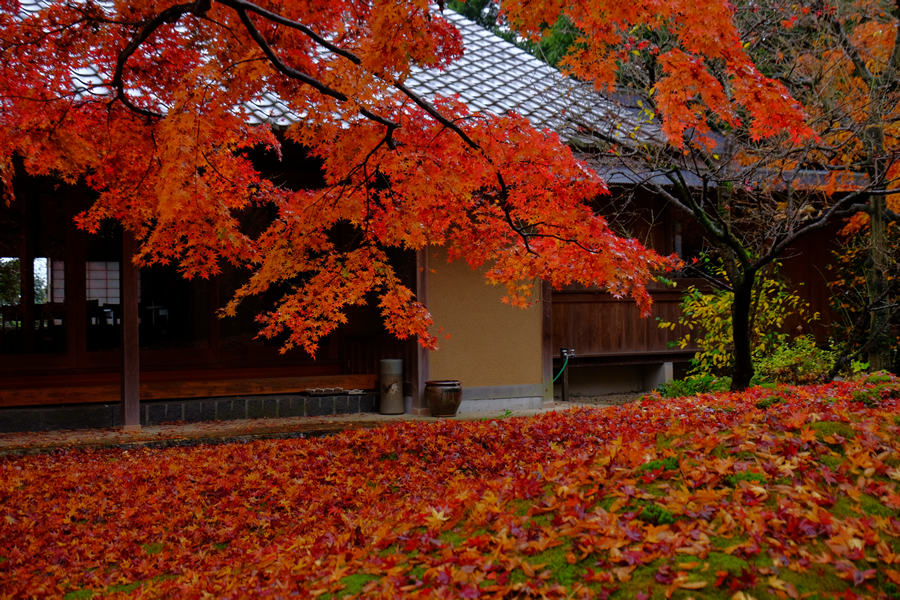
[{"xmin": 425, "ymin": 507, "xmax": 450, "ymax": 530}]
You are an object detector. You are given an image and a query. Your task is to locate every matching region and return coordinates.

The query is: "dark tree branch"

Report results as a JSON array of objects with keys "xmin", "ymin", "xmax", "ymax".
[
  {"xmin": 221, "ymin": 0, "xmax": 482, "ymax": 150},
  {"xmin": 680, "ymin": 263, "xmax": 733, "ymax": 292},
  {"xmin": 826, "ymin": 12, "xmax": 873, "ymax": 86},
  {"xmin": 111, "ymin": 0, "xmax": 214, "ymax": 119},
  {"xmin": 216, "ymin": 0, "xmax": 363, "ymax": 66}
]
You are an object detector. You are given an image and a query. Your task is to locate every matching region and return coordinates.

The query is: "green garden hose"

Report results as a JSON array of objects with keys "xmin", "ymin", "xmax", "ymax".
[{"xmin": 553, "ymin": 354, "xmax": 569, "ymax": 383}]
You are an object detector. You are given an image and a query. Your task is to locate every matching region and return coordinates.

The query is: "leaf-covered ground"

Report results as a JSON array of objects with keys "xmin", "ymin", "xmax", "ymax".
[{"xmin": 3, "ymin": 379, "xmax": 900, "ymax": 599}]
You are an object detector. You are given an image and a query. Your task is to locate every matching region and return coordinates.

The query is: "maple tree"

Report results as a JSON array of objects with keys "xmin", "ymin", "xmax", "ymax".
[
  {"xmin": 0, "ymin": 0, "xmax": 813, "ymax": 355},
  {"xmin": 739, "ymin": 0, "xmax": 900, "ymax": 374},
  {"xmin": 3, "ymin": 376, "xmax": 900, "ymax": 597},
  {"xmin": 527, "ymin": 0, "xmax": 900, "ymax": 389}
]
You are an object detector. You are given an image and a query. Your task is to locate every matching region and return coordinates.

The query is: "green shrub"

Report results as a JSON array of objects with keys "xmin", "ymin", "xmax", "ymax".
[
  {"xmin": 655, "ymin": 374, "xmax": 731, "ymax": 398},
  {"xmin": 658, "ymin": 261, "xmax": 818, "ymax": 376},
  {"xmin": 754, "ymin": 335, "xmax": 836, "ymax": 385}
]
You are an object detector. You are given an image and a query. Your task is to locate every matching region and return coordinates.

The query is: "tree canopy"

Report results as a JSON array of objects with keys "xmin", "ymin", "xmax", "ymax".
[
  {"xmin": 485, "ymin": 0, "xmax": 900, "ymax": 388},
  {"xmin": 0, "ymin": 0, "xmax": 812, "ymax": 355}
]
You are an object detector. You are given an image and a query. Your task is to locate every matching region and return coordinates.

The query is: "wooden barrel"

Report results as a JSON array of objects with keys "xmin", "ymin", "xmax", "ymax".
[{"xmin": 424, "ymin": 380, "xmax": 462, "ymax": 417}]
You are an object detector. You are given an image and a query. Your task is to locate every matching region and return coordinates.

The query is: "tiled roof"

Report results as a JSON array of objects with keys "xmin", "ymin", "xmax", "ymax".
[
  {"xmin": 248, "ymin": 8, "xmax": 664, "ymax": 145},
  {"xmin": 403, "ymin": 10, "xmax": 649, "ymax": 143},
  {"xmin": 15, "ymin": 1, "xmax": 660, "ymax": 145}
]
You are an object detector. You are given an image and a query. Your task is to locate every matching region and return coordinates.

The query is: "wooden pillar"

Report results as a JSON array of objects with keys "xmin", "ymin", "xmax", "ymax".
[
  {"xmin": 20, "ymin": 188, "xmax": 35, "ymax": 354},
  {"xmin": 120, "ymin": 231, "xmax": 140, "ymax": 430},
  {"xmin": 541, "ymin": 280, "xmax": 553, "ymax": 407},
  {"xmin": 412, "ymin": 248, "xmax": 431, "ymax": 415}
]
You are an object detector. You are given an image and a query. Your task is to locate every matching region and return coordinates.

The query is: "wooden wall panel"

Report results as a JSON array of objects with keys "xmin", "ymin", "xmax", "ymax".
[
  {"xmin": 551, "ymin": 289, "xmax": 698, "ymax": 357},
  {"xmin": 343, "ymin": 335, "xmax": 417, "ymax": 378}
]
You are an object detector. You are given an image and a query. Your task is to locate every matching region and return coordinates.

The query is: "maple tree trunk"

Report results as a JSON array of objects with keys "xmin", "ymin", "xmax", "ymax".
[
  {"xmin": 730, "ymin": 278, "xmax": 756, "ymax": 391},
  {"xmin": 867, "ymin": 194, "xmax": 892, "ymax": 372}
]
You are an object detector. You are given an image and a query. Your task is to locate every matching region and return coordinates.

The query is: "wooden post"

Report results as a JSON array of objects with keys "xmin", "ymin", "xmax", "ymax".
[
  {"xmin": 412, "ymin": 248, "xmax": 431, "ymax": 415},
  {"xmin": 561, "ymin": 348, "xmax": 569, "ymax": 403},
  {"xmin": 20, "ymin": 190, "xmax": 35, "ymax": 354},
  {"xmin": 120, "ymin": 231, "xmax": 140, "ymax": 430},
  {"xmin": 541, "ymin": 280, "xmax": 553, "ymax": 407}
]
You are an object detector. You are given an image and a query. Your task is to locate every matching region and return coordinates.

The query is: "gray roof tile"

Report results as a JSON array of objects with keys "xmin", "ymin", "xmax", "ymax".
[{"xmin": 17, "ymin": 0, "xmax": 661, "ymax": 144}]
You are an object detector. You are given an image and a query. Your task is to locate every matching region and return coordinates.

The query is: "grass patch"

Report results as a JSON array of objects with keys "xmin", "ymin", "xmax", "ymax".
[
  {"xmin": 655, "ymin": 433, "xmax": 678, "ymax": 450},
  {"xmin": 723, "ymin": 471, "xmax": 766, "ymax": 487},
  {"xmin": 809, "ymin": 421, "xmax": 856, "ymax": 440},
  {"xmin": 775, "ymin": 562, "xmax": 858, "ymax": 597},
  {"xmin": 62, "ymin": 591, "xmax": 93, "ymax": 600},
  {"xmin": 636, "ymin": 503, "xmax": 676, "ymax": 525},
  {"xmin": 706, "ymin": 551, "xmax": 749, "ymax": 574},
  {"xmin": 710, "ymin": 444, "xmax": 730, "ymax": 458},
  {"xmin": 108, "ymin": 582, "xmax": 142, "ymax": 594},
  {"xmin": 819, "ymin": 454, "xmax": 843, "ymax": 469},
  {"xmin": 643, "ymin": 482, "xmax": 668, "ymax": 497},
  {"xmin": 509, "ymin": 568, "xmax": 528, "ymax": 585},
  {"xmin": 731, "ymin": 450, "xmax": 757, "ymax": 461},
  {"xmin": 884, "ymin": 582, "xmax": 900, "ymax": 600},
  {"xmin": 709, "ymin": 534, "xmax": 749, "ymax": 550},
  {"xmin": 439, "ymin": 529, "xmax": 466, "ymax": 548},
  {"xmin": 853, "ymin": 388, "xmax": 881, "ymax": 407},
  {"xmin": 338, "ymin": 572, "xmax": 379, "ymax": 595},
  {"xmin": 612, "ymin": 559, "xmax": 665, "ymax": 598},
  {"xmin": 637, "ymin": 457, "xmax": 679, "ymax": 474},
  {"xmin": 508, "ymin": 498, "xmax": 532, "ymax": 517},
  {"xmin": 861, "ymin": 493, "xmax": 897, "ymax": 518},
  {"xmin": 830, "ymin": 493, "xmax": 896, "ymax": 519},
  {"xmin": 755, "ymin": 395, "xmax": 785, "ymax": 410},
  {"xmin": 526, "ymin": 543, "xmax": 582, "ymax": 588},
  {"xmin": 528, "ymin": 513, "xmax": 553, "ymax": 527},
  {"xmin": 141, "ymin": 542, "xmax": 164, "ymax": 556}
]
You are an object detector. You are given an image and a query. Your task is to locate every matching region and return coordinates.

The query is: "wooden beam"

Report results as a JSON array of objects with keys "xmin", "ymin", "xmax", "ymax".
[
  {"xmin": 120, "ymin": 232, "xmax": 140, "ymax": 430},
  {"xmin": 0, "ymin": 374, "xmax": 379, "ymax": 408}
]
